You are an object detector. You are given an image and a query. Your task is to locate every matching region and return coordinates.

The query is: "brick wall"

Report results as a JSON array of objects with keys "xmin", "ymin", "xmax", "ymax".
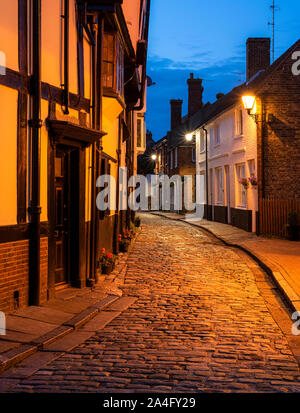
[
  {"xmin": 258, "ymin": 55, "xmax": 300, "ymax": 199},
  {"xmin": 0, "ymin": 237, "xmax": 48, "ymax": 313}
]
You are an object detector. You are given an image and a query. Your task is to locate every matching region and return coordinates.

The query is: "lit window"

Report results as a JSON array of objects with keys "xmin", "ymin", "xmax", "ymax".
[
  {"xmin": 236, "ymin": 163, "xmax": 247, "ymax": 208},
  {"xmin": 248, "ymin": 159, "xmax": 255, "ymax": 176},
  {"xmin": 200, "ymin": 132, "xmax": 205, "ymax": 153},
  {"xmin": 236, "ymin": 109, "xmax": 244, "ymax": 136},
  {"xmin": 215, "ymin": 124, "xmax": 221, "ymax": 146}
]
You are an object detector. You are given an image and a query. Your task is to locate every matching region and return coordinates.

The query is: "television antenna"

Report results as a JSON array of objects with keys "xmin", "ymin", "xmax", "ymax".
[
  {"xmin": 231, "ymin": 72, "xmax": 244, "ymax": 83},
  {"xmin": 268, "ymin": 0, "xmax": 280, "ymax": 63}
]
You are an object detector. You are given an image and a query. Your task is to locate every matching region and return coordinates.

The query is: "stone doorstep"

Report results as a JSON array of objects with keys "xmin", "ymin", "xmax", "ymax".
[
  {"xmin": 151, "ymin": 212, "xmax": 300, "ymax": 317},
  {"xmin": 0, "ymin": 294, "xmax": 120, "ymax": 375}
]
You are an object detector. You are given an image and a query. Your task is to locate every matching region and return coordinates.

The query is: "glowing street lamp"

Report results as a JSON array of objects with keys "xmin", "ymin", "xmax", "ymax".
[
  {"xmin": 151, "ymin": 154, "xmax": 157, "ymax": 161},
  {"xmin": 185, "ymin": 133, "xmax": 194, "ymax": 142},
  {"xmin": 242, "ymin": 95, "xmax": 256, "ymax": 114}
]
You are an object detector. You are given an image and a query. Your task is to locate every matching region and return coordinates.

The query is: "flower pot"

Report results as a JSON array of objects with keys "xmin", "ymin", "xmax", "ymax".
[
  {"xmin": 287, "ymin": 225, "xmax": 299, "ymax": 241},
  {"xmin": 119, "ymin": 242, "xmax": 130, "ymax": 252},
  {"xmin": 101, "ymin": 262, "xmax": 114, "ymax": 275}
]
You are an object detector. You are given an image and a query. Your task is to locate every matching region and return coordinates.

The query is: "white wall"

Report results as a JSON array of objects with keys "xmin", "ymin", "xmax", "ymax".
[{"xmin": 196, "ymin": 104, "xmax": 258, "ymax": 231}]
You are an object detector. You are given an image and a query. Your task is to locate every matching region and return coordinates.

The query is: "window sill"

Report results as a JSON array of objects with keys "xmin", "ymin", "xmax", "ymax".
[
  {"xmin": 237, "ymin": 205, "xmax": 247, "ymax": 210},
  {"xmin": 234, "ymin": 134, "xmax": 244, "ymax": 140}
]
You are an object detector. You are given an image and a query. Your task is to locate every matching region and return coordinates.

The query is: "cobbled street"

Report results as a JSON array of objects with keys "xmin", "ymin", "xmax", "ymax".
[{"xmin": 4, "ymin": 214, "xmax": 300, "ymax": 393}]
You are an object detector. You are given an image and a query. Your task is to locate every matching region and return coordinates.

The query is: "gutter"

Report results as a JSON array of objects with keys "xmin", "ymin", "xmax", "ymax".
[
  {"xmin": 131, "ymin": 0, "xmax": 151, "ymax": 112},
  {"xmin": 62, "ymin": 0, "xmax": 70, "ymax": 114}
]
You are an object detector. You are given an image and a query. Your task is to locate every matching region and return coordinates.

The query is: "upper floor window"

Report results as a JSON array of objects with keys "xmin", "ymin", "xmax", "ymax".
[
  {"xmin": 175, "ymin": 147, "xmax": 178, "ymax": 168},
  {"xmin": 200, "ymin": 132, "xmax": 205, "ymax": 153},
  {"xmin": 236, "ymin": 109, "xmax": 244, "ymax": 136},
  {"xmin": 103, "ymin": 32, "xmax": 124, "ymax": 96},
  {"xmin": 215, "ymin": 124, "xmax": 221, "ymax": 146}
]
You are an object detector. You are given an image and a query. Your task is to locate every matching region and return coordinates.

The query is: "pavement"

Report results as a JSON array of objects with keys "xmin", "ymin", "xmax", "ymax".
[
  {"xmin": 151, "ymin": 212, "xmax": 300, "ymax": 317},
  {"xmin": 0, "ymin": 238, "xmax": 136, "ymax": 375},
  {"xmin": 1, "ymin": 214, "xmax": 300, "ymax": 393}
]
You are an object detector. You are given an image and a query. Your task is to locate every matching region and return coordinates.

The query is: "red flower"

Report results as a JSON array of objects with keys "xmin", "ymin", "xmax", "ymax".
[
  {"xmin": 106, "ymin": 253, "xmax": 113, "ymax": 259},
  {"xmin": 101, "ymin": 248, "xmax": 106, "ymax": 254}
]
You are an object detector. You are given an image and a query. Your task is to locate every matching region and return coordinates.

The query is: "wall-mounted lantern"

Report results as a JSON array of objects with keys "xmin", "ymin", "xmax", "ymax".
[{"xmin": 185, "ymin": 133, "xmax": 194, "ymax": 142}]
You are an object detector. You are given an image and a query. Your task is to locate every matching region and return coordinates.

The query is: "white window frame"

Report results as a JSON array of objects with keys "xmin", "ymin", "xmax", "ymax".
[
  {"xmin": 175, "ymin": 147, "xmax": 178, "ymax": 168},
  {"xmin": 200, "ymin": 132, "xmax": 205, "ymax": 153},
  {"xmin": 248, "ymin": 159, "xmax": 255, "ymax": 177},
  {"xmin": 235, "ymin": 108, "xmax": 244, "ymax": 137},
  {"xmin": 215, "ymin": 124, "xmax": 221, "ymax": 146},
  {"xmin": 215, "ymin": 167, "xmax": 224, "ymax": 205},
  {"xmin": 236, "ymin": 163, "xmax": 247, "ymax": 208},
  {"xmin": 170, "ymin": 150, "xmax": 173, "ymax": 170}
]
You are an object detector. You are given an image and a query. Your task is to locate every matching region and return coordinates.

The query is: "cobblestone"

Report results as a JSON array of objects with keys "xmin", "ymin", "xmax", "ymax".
[{"xmin": 3, "ymin": 214, "xmax": 300, "ymax": 393}]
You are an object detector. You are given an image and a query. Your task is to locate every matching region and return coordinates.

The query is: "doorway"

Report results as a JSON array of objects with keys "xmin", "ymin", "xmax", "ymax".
[{"xmin": 53, "ymin": 145, "xmax": 80, "ymax": 287}]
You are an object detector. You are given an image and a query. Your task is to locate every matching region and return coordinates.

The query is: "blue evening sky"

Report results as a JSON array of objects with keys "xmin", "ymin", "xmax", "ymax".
[{"xmin": 146, "ymin": 0, "xmax": 300, "ymax": 141}]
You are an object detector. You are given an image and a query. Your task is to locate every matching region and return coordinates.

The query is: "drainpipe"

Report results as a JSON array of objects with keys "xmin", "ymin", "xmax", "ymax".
[
  {"xmin": 202, "ymin": 126, "xmax": 210, "ymax": 220},
  {"xmin": 62, "ymin": 0, "xmax": 69, "ymax": 114},
  {"xmin": 113, "ymin": 115, "xmax": 122, "ymax": 254},
  {"xmin": 131, "ymin": 0, "xmax": 151, "ymax": 112},
  {"xmin": 28, "ymin": 0, "xmax": 42, "ymax": 306},
  {"xmin": 90, "ymin": 13, "xmax": 104, "ymax": 283}
]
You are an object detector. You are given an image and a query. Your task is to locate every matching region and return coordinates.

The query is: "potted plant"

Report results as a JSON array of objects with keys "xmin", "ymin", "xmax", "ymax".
[
  {"xmin": 98, "ymin": 248, "xmax": 116, "ymax": 274},
  {"xmin": 286, "ymin": 211, "xmax": 299, "ymax": 241},
  {"xmin": 118, "ymin": 228, "xmax": 136, "ymax": 252},
  {"xmin": 239, "ymin": 177, "xmax": 249, "ymax": 189},
  {"xmin": 248, "ymin": 175, "xmax": 258, "ymax": 187}
]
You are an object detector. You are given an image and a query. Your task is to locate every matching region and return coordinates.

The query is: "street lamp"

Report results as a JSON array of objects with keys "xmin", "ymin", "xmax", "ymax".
[
  {"xmin": 151, "ymin": 154, "xmax": 157, "ymax": 161},
  {"xmin": 185, "ymin": 133, "xmax": 194, "ymax": 142},
  {"xmin": 242, "ymin": 95, "xmax": 256, "ymax": 114}
]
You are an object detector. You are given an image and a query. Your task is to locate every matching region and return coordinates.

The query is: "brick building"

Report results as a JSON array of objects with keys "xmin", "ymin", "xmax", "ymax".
[{"xmin": 186, "ymin": 37, "xmax": 300, "ymax": 235}]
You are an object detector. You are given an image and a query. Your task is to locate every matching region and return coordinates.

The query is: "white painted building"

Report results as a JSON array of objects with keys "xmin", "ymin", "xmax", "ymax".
[{"xmin": 193, "ymin": 103, "xmax": 259, "ymax": 232}]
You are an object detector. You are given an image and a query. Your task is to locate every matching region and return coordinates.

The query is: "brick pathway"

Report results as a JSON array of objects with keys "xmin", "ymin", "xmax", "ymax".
[{"xmin": 5, "ymin": 214, "xmax": 300, "ymax": 393}]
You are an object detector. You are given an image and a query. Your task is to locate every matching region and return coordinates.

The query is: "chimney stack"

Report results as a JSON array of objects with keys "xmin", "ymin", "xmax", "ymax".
[
  {"xmin": 170, "ymin": 99, "xmax": 183, "ymax": 130},
  {"xmin": 187, "ymin": 73, "xmax": 203, "ymax": 117},
  {"xmin": 246, "ymin": 38, "xmax": 271, "ymax": 81}
]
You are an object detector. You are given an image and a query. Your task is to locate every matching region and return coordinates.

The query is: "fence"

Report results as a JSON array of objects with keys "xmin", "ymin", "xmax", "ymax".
[{"xmin": 259, "ymin": 198, "xmax": 300, "ymax": 237}]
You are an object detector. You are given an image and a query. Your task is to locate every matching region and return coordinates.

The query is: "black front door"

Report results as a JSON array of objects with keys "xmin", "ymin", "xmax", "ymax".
[{"xmin": 54, "ymin": 147, "xmax": 70, "ymax": 285}]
